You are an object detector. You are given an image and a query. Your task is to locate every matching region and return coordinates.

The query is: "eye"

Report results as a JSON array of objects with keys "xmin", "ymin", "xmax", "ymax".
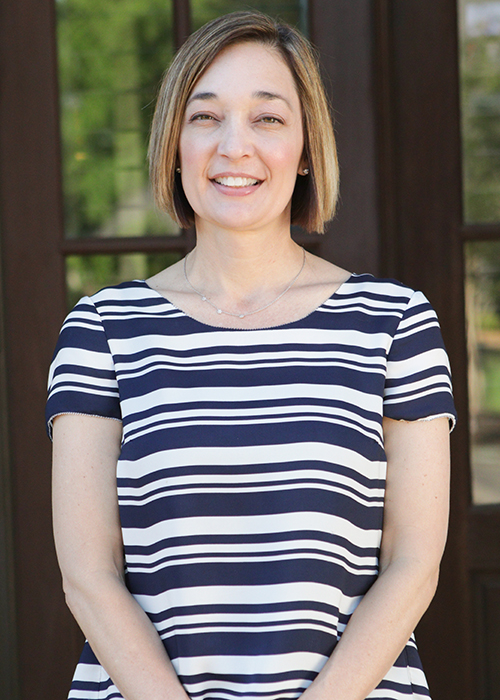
[
  {"xmin": 189, "ymin": 113, "xmax": 217, "ymax": 122},
  {"xmin": 259, "ymin": 116, "xmax": 284, "ymax": 124}
]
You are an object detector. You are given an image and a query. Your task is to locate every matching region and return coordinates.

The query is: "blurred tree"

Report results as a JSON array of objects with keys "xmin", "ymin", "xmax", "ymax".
[
  {"xmin": 191, "ymin": 0, "xmax": 304, "ymax": 31},
  {"xmin": 57, "ymin": 0, "xmax": 174, "ymax": 239},
  {"xmin": 57, "ymin": 0, "xmax": 305, "ymax": 302},
  {"xmin": 461, "ymin": 2, "xmax": 500, "ymax": 222}
]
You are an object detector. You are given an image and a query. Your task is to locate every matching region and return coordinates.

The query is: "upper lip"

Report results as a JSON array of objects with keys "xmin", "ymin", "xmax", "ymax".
[{"xmin": 211, "ymin": 172, "xmax": 263, "ymax": 181}]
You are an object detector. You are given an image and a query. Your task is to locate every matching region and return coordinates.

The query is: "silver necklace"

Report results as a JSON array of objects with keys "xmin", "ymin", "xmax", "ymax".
[{"xmin": 183, "ymin": 248, "xmax": 306, "ymax": 319}]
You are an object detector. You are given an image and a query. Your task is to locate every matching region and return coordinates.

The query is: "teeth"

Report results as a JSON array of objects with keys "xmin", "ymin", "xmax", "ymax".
[{"xmin": 214, "ymin": 176, "xmax": 259, "ymax": 187}]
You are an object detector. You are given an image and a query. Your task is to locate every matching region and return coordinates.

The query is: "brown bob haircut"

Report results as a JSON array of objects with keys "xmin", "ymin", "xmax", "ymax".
[{"xmin": 148, "ymin": 11, "xmax": 339, "ymax": 234}]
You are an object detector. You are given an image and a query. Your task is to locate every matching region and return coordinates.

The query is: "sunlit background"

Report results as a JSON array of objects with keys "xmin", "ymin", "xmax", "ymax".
[
  {"xmin": 56, "ymin": 0, "xmax": 500, "ymax": 505},
  {"xmin": 460, "ymin": 0, "xmax": 500, "ymax": 504},
  {"xmin": 56, "ymin": 0, "xmax": 306, "ymax": 304}
]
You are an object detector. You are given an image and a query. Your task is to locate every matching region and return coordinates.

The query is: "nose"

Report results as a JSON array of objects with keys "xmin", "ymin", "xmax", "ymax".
[{"xmin": 217, "ymin": 118, "xmax": 254, "ymax": 160}]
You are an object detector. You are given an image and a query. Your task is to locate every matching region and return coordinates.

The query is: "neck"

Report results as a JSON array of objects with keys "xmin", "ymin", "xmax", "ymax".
[{"xmin": 187, "ymin": 227, "xmax": 304, "ymax": 304}]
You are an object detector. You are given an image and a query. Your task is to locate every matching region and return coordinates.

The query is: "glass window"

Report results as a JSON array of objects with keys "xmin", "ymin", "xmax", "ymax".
[
  {"xmin": 459, "ymin": 0, "xmax": 500, "ymax": 223},
  {"xmin": 465, "ymin": 241, "xmax": 500, "ymax": 504},
  {"xmin": 66, "ymin": 253, "xmax": 182, "ymax": 309},
  {"xmin": 56, "ymin": 0, "xmax": 178, "ymax": 239},
  {"xmin": 191, "ymin": 0, "xmax": 308, "ymax": 33}
]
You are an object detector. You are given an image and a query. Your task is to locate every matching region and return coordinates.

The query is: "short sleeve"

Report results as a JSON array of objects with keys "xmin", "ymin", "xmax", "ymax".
[
  {"xmin": 383, "ymin": 290, "xmax": 457, "ymax": 430},
  {"xmin": 46, "ymin": 296, "xmax": 121, "ymax": 439}
]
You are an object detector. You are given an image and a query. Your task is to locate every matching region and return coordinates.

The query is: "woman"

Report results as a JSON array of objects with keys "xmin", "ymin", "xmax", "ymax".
[{"xmin": 47, "ymin": 12, "xmax": 456, "ymax": 700}]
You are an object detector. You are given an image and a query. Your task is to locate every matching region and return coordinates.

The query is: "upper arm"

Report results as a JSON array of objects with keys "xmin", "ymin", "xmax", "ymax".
[
  {"xmin": 52, "ymin": 413, "xmax": 124, "ymax": 588},
  {"xmin": 380, "ymin": 416, "xmax": 450, "ymax": 574}
]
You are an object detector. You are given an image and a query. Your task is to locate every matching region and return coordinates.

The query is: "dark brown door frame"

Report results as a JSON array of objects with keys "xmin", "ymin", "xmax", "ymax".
[
  {"xmin": 0, "ymin": 0, "xmax": 477, "ymax": 698},
  {"xmin": 0, "ymin": 0, "xmax": 76, "ymax": 696},
  {"xmin": 310, "ymin": 0, "xmax": 381, "ymax": 276},
  {"xmin": 0, "ymin": 237, "xmax": 19, "ymax": 698},
  {"xmin": 313, "ymin": 1, "xmax": 474, "ymax": 696},
  {"xmin": 373, "ymin": 1, "xmax": 473, "ymax": 696}
]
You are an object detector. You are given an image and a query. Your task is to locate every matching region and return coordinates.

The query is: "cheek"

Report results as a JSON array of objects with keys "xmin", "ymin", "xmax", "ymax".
[
  {"xmin": 268, "ymin": 136, "xmax": 304, "ymax": 174},
  {"xmin": 179, "ymin": 131, "xmax": 202, "ymax": 168}
]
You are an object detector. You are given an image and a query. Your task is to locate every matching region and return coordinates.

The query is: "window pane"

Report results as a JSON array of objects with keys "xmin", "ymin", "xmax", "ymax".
[
  {"xmin": 192, "ymin": 0, "xmax": 308, "ymax": 33},
  {"xmin": 66, "ymin": 253, "xmax": 181, "ymax": 309},
  {"xmin": 465, "ymin": 241, "xmax": 500, "ymax": 503},
  {"xmin": 57, "ymin": 0, "xmax": 178, "ymax": 238},
  {"xmin": 459, "ymin": 0, "xmax": 500, "ymax": 223}
]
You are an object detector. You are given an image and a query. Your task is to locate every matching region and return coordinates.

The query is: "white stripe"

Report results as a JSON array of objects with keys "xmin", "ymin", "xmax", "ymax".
[
  {"xmin": 161, "ymin": 619, "xmax": 337, "ymax": 639},
  {"xmin": 171, "ymin": 650, "xmax": 329, "ymax": 677},
  {"xmin": 124, "ymin": 413, "xmax": 383, "ymax": 449},
  {"xmin": 117, "ymin": 442, "xmax": 385, "ymax": 481},
  {"xmin": 157, "ymin": 607, "xmax": 339, "ymax": 630},
  {"xmin": 386, "ymin": 347, "xmax": 451, "ymax": 378},
  {"xmin": 120, "ymin": 480, "xmax": 383, "ymax": 514},
  {"xmin": 120, "ymin": 383, "xmax": 383, "ymax": 419},
  {"xmin": 181, "ymin": 675, "xmax": 312, "ymax": 695},
  {"xmin": 125, "ymin": 538, "xmax": 378, "ymax": 570},
  {"xmin": 136, "ymin": 582, "xmax": 362, "ymax": 615},
  {"xmin": 117, "ymin": 357, "xmax": 386, "ymax": 380},
  {"xmin": 384, "ymin": 385, "xmax": 452, "ymax": 406},
  {"xmin": 119, "ymin": 466, "xmax": 383, "ymax": 500},
  {"xmin": 49, "ymin": 346, "xmax": 115, "ymax": 372},
  {"xmin": 124, "ymin": 511, "xmax": 379, "ymax": 553},
  {"xmin": 48, "ymin": 383, "xmax": 118, "ymax": 400},
  {"xmin": 124, "ymin": 404, "xmax": 382, "ymax": 441},
  {"xmin": 384, "ymin": 370, "xmax": 452, "ymax": 397},
  {"xmin": 108, "ymin": 328, "xmax": 393, "ymax": 353},
  {"xmin": 128, "ymin": 551, "xmax": 378, "ymax": 578},
  {"xmin": 115, "ymin": 348, "xmax": 386, "ymax": 372}
]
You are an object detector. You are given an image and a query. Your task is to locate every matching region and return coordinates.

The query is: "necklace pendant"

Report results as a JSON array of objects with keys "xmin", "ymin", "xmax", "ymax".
[{"xmin": 183, "ymin": 248, "xmax": 306, "ymax": 321}]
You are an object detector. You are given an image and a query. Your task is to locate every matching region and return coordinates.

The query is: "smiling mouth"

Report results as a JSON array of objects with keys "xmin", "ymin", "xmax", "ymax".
[{"xmin": 213, "ymin": 176, "xmax": 261, "ymax": 187}]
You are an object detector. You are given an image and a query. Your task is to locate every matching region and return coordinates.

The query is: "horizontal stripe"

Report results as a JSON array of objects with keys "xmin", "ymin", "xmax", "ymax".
[{"xmin": 46, "ymin": 275, "xmax": 452, "ymax": 699}]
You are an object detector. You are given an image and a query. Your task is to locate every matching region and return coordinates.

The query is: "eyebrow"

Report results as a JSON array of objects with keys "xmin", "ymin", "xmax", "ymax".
[
  {"xmin": 253, "ymin": 90, "xmax": 292, "ymax": 109},
  {"xmin": 186, "ymin": 90, "xmax": 292, "ymax": 109},
  {"xmin": 187, "ymin": 91, "xmax": 217, "ymax": 105}
]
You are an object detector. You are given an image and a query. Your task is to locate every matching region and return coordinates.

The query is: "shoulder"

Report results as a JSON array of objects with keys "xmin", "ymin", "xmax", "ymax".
[
  {"xmin": 334, "ymin": 273, "xmax": 433, "ymax": 315},
  {"xmin": 89, "ymin": 279, "xmax": 154, "ymax": 306},
  {"xmin": 67, "ymin": 280, "xmax": 174, "ymax": 320},
  {"xmin": 58, "ymin": 279, "xmax": 171, "ymax": 342},
  {"xmin": 340, "ymin": 273, "xmax": 415, "ymax": 300}
]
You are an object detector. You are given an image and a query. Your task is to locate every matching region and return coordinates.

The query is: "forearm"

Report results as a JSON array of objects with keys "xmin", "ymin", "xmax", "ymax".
[
  {"xmin": 64, "ymin": 570, "xmax": 188, "ymax": 700},
  {"xmin": 301, "ymin": 558, "xmax": 439, "ymax": 700}
]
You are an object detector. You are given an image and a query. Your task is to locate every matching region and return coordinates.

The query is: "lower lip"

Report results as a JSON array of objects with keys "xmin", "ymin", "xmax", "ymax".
[{"xmin": 211, "ymin": 180, "xmax": 261, "ymax": 196}]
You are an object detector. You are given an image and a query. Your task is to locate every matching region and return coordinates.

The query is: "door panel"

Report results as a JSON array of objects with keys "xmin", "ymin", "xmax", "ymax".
[
  {"xmin": 375, "ymin": 1, "xmax": 474, "ymax": 697},
  {"xmin": 0, "ymin": 1, "xmax": 493, "ymax": 698}
]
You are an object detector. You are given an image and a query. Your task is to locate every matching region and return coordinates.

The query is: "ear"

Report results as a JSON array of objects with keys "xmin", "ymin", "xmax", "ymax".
[{"xmin": 298, "ymin": 154, "xmax": 309, "ymax": 176}]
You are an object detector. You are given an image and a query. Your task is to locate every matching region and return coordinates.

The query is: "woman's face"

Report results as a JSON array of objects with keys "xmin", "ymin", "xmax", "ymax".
[{"xmin": 178, "ymin": 41, "xmax": 305, "ymax": 236}]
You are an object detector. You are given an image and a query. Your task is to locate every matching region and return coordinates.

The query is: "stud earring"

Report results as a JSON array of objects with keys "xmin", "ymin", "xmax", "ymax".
[
  {"xmin": 176, "ymin": 167, "xmax": 181, "ymax": 173},
  {"xmin": 302, "ymin": 168, "xmax": 309, "ymax": 175}
]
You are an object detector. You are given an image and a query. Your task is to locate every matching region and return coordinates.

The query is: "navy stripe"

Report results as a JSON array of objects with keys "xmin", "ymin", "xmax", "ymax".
[{"xmin": 47, "ymin": 274, "xmax": 455, "ymax": 699}]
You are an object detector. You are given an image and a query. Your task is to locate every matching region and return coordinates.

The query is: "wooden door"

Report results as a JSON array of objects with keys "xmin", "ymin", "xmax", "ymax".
[
  {"xmin": 368, "ymin": 1, "xmax": 500, "ymax": 697},
  {"xmin": 1, "ymin": 0, "xmax": 496, "ymax": 698}
]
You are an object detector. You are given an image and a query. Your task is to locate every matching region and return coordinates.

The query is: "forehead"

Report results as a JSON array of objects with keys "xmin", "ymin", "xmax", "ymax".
[{"xmin": 189, "ymin": 41, "xmax": 300, "ymax": 103}]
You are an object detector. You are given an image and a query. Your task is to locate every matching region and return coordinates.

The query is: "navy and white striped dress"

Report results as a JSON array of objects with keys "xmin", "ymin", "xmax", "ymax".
[{"xmin": 46, "ymin": 274, "xmax": 456, "ymax": 700}]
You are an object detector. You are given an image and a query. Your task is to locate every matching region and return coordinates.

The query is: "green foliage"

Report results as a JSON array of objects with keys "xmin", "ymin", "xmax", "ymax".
[
  {"xmin": 58, "ymin": 0, "xmax": 306, "ymax": 301},
  {"xmin": 466, "ymin": 241, "xmax": 500, "ymax": 416},
  {"xmin": 57, "ymin": 0, "xmax": 174, "ymax": 238},
  {"xmin": 57, "ymin": 0, "xmax": 304, "ymax": 240},
  {"xmin": 468, "ymin": 241, "xmax": 500, "ymax": 324},
  {"xmin": 191, "ymin": 0, "xmax": 305, "ymax": 31},
  {"xmin": 461, "ymin": 32, "xmax": 500, "ymax": 222},
  {"xmin": 66, "ymin": 252, "xmax": 181, "ymax": 309},
  {"xmin": 482, "ymin": 350, "xmax": 500, "ymax": 411}
]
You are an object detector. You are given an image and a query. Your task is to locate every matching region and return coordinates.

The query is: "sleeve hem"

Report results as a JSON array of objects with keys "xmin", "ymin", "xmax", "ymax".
[
  {"xmin": 386, "ymin": 412, "xmax": 456, "ymax": 433},
  {"xmin": 47, "ymin": 412, "xmax": 122, "ymax": 441}
]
